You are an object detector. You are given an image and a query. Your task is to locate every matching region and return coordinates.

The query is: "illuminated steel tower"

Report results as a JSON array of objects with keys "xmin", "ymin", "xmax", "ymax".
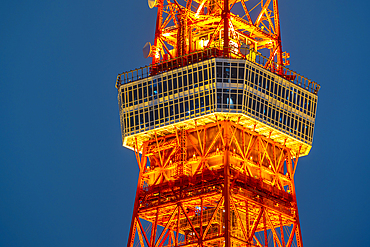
[{"xmin": 116, "ymin": 1, "xmax": 320, "ymax": 247}]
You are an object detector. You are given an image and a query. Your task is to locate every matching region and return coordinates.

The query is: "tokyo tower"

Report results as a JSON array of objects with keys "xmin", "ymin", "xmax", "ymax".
[{"xmin": 116, "ymin": 1, "xmax": 320, "ymax": 247}]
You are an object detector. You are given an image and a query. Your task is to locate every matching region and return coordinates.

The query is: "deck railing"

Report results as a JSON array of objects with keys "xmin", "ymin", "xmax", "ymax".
[{"xmin": 116, "ymin": 47, "xmax": 320, "ymax": 95}]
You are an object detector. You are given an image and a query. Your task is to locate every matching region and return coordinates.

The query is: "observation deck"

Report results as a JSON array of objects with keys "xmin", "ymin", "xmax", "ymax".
[{"xmin": 116, "ymin": 49, "xmax": 319, "ymax": 156}]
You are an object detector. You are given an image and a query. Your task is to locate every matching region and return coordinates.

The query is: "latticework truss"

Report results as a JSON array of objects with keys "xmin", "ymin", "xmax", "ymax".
[
  {"xmin": 127, "ymin": 120, "xmax": 303, "ymax": 247},
  {"xmin": 149, "ymin": 0, "xmax": 286, "ymax": 71}
]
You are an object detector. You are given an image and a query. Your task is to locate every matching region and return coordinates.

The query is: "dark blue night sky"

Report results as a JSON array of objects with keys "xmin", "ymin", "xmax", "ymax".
[{"xmin": 1, "ymin": 1, "xmax": 370, "ymax": 246}]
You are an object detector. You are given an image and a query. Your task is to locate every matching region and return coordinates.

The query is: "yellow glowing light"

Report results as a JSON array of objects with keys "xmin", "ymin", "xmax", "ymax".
[
  {"xmin": 229, "ymin": 40, "xmax": 239, "ymax": 54},
  {"xmin": 195, "ymin": 0, "xmax": 207, "ymax": 18},
  {"xmin": 154, "ymin": 51, "xmax": 160, "ymax": 59},
  {"xmin": 198, "ymin": 39, "xmax": 209, "ymax": 49}
]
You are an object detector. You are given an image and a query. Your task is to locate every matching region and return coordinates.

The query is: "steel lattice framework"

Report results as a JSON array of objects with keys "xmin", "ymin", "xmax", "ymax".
[
  {"xmin": 117, "ymin": 1, "xmax": 319, "ymax": 247},
  {"xmin": 128, "ymin": 120, "xmax": 303, "ymax": 247},
  {"xmin": 149, "ymin": 0, "xmax": 288, "ymax": 72}
]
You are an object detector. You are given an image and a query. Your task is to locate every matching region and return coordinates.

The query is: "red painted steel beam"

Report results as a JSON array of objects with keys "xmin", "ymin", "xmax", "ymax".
[
  {"xmin": 224, "ymin": 121, "xmax": 231, "ymax": 247},
  {"xmin": 223, "ymin": 0, "xmax": 230, "ymax": 58}
]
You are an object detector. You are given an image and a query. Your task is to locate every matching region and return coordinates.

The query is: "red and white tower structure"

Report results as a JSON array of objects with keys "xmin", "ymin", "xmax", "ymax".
[{"xmin": 116, "ymin": 1, "xmax": 320, "ymax": 247}]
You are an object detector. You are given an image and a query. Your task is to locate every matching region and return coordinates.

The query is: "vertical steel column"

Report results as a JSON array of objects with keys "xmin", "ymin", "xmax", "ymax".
[
  {"xmin": 272, "ymin": 0, "xmax": 283, "ymax": 72},
  {"xmin": 246, "ymin": 200, "xmax": 250, "ymax": 247},
  {"xmin": 263, "ymin": 211, "xmax": 268, "ymax": 247},
  {"xmin": 127, "ymin": 144, "xmax": 148, "ymax": 247},
  {"xmin": 151, "ymin": 209, "xmax": 159, "ymax": 247},
  {"xmin": 223, "ymin": 0, "xmax": 230, "ymax": 58},
  {"xmin": 288, "ymin": 153, "xmax": 303, "ymax": 247},
  {"xmin": 153, "ymin": 0, "xmax": 164, "ymax": 64},
  {"xmin": 291, "ymin": 181, "xmax": 303, "ymax": 247},
  {"xmin": 200, "ymin": 197, "xmax": 203, "ymax": 246},
  {"xmin": 176, "ymin": 205, "xmax": 180, "ymax": 247},
  {"xmin": 177, "ymin": 11, "xmax": 187, "ymax": 58},
  {"xmin": 280, "ymin": 215, "xmax": 285, "ymax": 247},
  {"xmin": 223, "ymin": 121, "xmax": 231, "ymax": 247}
]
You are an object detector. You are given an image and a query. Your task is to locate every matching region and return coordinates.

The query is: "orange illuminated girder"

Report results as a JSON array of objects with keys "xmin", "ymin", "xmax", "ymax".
[
  {"xmin": 127, "ymin": 120, "xmax": 303, "ymax": 247},
  {"xmin": 150, "ymin": 0, "xmax": 284, "ymax": 73}
]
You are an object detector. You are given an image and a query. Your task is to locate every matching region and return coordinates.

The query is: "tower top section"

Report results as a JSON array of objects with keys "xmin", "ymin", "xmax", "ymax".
[
  {"xmin": 146, "ymin": 0, "xmax": 287, "ymax": 73},
  {"xmin": 116, "ymin": 0, "xmax": 320, "ymax": 157},
  {"xmin": 117, "ymin": 57, "xmax": 319, "ymax": 157}
]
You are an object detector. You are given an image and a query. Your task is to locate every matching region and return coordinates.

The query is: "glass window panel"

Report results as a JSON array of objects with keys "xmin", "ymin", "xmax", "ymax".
[
  {"xmin": 138, "ymin": 87, "xmax": 142, "ymax": 98},
  {"xmin": 144, "ymin": 112, "xmax": 149, "ymax": 127},
  {"xmin": 185, "ymin": 101, "xmax": 189, "ymax": 116},
  {"xmin": 163, "ymin": 80, "xmax": 167, "ymax": 93},
  {"xmin": 188, "ymin": 72, "xmax": 193, "ymax": 86},
  {"xmin": 231, "ymin": 67, "xmax": 237, "ymax": 78},
  {"xmin": 158, "ymin": 79, "xmax": 162, "ymax": 94},
  {"xmin": 164, "ymin": 106, "xmax": 169, "ymax": 119},
  {"xmin": 133, "ymin": 88, "xmax": 138, "ymax": 102},
  {"xmin": 168, "ymin": 79, "xmax": 173, "ymax": 91},
  {"xmin": 190, "ymin": 96, "xmax": 194, "ymax": 109},
  {"xmin": 159, "ymin": 107, "xmax": 164, "ymax": 120},
  {"xmin": 195, "ymin": 97, "xmax": 199, "ymax": 109},
  {"xmin": 238, "ymin": 92, "xmax": 243, "ymax": 109},
  {"xmin": 130, "ymin": 115, "xmax": 134, "ymax": 130},
  {"xmin": 153, "ymin": 81, "xmax": 158, "ymax": 95},
  {"xmin": 238, "ymin": 68, "xmax": 244, "ymax": 79},
  {"xmin": 134, "ymin": 114, "xmax": 139, "ymax": 130},
  {"xmin": 140, "ymin": 113, "xmax": 144, "ymax": 125},
  {"xmin": 183, "ymin": 75, "xmax": 188, "ymax": 87},
  {"xmin": 169, "ymin": 104, "xmax": 174, "ymax": 115},
  {"xmin": 154, "ymin": 106, "xmax": 158, "ymax": 121},
  {"xmin": 230, "ymin": 90, "xmax": 237, "ymax": 109},
  {"xmin": 178, "ymin": 77, "xmax": 183, "ymax": 92},
  {"xmin": 180, "ymin": 102, "xmax": 184, "ymax": 113},
  {"xmin": 217, "ymin": 66, "xmax": 222, "ymax": 78},
  {"xmin": 224, "ymin": 67, "xmax": 230, "ymax": 78},
  {"xmin": 175, "ymin": 103, "xmax": 179, "ymax": 115},
  {"xmin": 128, "ymin": 90, "xmax": 133, "ymax": 103},
  {"xmin": 138, "ymin": 87, "xmax": 143, "ymax": 103},
  {"xmin": 251, "ymin": 72, "xmax": 256, "ymax": 88},
  {"xmin": 173, "ymin": 78, "xmax": 177, "ymax": 91},
  {"xmin": 217, "ymin": 91, "xmax": 222, "ymax": 107},
  {"xmin": 143, "ymin": 85, "xmax": 148, "ymax": 98},
  {"xmin": 204, "ymin": 69, "xmax": 208, "ymax": 81}
]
